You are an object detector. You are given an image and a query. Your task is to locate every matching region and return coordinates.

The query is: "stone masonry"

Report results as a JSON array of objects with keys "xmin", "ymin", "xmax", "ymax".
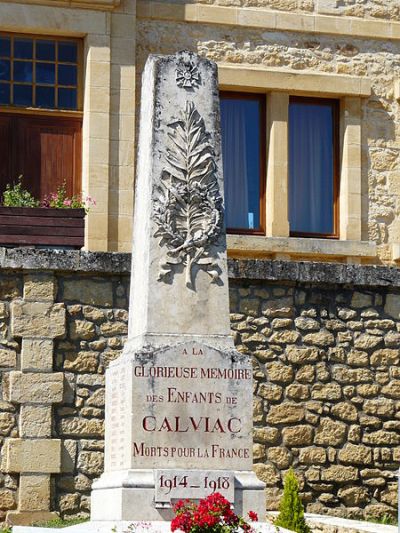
[{"xmin": 0, "ymin": 251, "xmax": 399, "ymax": 524}]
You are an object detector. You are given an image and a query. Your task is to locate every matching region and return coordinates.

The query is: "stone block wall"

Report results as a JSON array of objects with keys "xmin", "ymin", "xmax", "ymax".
[
  {"xmin": 0, "ymin": 250, "xmax": 399, "ymax": 524},
  {"xmin": 229, "ymin": 280, "xmax": 400, "ymax": 520}
]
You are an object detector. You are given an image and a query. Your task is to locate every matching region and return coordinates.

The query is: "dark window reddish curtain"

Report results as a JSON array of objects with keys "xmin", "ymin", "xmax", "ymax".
[{"xmin": 0, "ymin": 113, "xmax": 81, "ymax": 202}]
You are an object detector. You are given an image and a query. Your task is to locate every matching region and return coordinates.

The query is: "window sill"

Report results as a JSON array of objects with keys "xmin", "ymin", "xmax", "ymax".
[{"xmin": 227, "ymin": 235, "xmax": 377, "ymax": 261}]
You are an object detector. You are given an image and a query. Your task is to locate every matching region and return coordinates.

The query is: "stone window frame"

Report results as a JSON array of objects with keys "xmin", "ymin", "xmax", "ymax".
[{"xmin": 218, "ymin": 64, "xmax": 376, "ymax": 262}]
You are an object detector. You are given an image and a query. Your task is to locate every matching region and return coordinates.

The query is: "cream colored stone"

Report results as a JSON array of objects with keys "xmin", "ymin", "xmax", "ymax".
[
  {"xmin": 8, "ymin": 372, "xmax": 63, "ymax": 404},
  {"xmin": 6, "ymin": 511, "xmax": 59, "ymax": 526},
  {"xmin": 227, "ymin": 235, "xmax": 376, "ymax": 259},
  {"xmin": 322, "ymin": 465, "xmax": 358, "ymax": 483},
  {"xmin": 19, "ymin": 474, "xmax": 51, "ymax": 512},
  {"xmin": 0, "ymin": 413, "xmax": 15, "ymax": 437},
  {"xmin": 267, "ymin": 403, "xmax": 305, "ymax": 424},
  {"xmin": 21, "ymin": 339, "xmax": 53, "ymax": 371},
  {"xmin": 315, "ymin": 418, "xmax": 347, "ymax": 446},
  {"xmin": 23, "ymin": 275, "xmax": 56, "ymax": 302},
  {"xmin": 338, "ymin": 444, "xmax": 372, "ymax": 465},
  {"xmin": 219, "ymin": 65, "xmax": 371, "ymax": 97},
  {"xmin": 266, "ymin": 92, "xmax": 289, "ymax": 237},
  {"xmin": 2, "ymin": 439, "xmax": 61, "ymax": 473},
  {"xmin": 0, "ymin": 348, "xmax": 17, "ymax": 368},
  {"xmin": 11, "ymin": 301, "xmax": 66, "ymax": 339},
  {"xmin": 299, "ymin": 447, "xmax": 326, "ymax": 465},
  {"xmin": 20, "ymin": 406, "xmax": 52, "ymax": 438}
]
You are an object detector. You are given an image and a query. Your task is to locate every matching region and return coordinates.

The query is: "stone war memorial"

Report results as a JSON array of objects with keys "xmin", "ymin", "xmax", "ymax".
[
  {"xmin": 90, "ymin": 50, "xmax": 265, "ymax": 524},
  {"xmin": 12, "ymin": 51, "xmax": 270, "ymax": 532}
]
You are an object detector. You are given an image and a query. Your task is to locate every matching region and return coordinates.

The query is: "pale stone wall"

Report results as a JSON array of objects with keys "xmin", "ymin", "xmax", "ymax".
[
  {"xmin": 136, "ymin": 17, "xmax": 400, "ymax": 264},
  {"xmin": 0, "ymin": 251, "xmax": 399, "ymax": 522},
  {"xmin": 149, "ymin": 0, "xmax": 400, "ymax": 21}
]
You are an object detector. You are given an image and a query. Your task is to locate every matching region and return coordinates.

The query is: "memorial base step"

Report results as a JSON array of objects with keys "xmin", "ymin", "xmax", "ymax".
[{"xmin": 90, "ymin": 469, "xmax": 266, "ymax": 522}]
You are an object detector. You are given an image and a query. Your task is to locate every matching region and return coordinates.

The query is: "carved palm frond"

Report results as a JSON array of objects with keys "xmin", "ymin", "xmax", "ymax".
[{"xmin": 153, "ymin": 101, "xmax": 223, "ymax": 290}]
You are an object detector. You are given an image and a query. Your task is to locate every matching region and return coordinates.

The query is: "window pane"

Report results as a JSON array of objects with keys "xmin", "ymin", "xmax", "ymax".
[
  {"xmin": 58, "ymin": 42, "xmax": 77, "ymax": 63},
  {"xmin": 36, "ymin": 86, "xmax": 55, "ymax": 108},
  {"xmin": 14, "ymin": 61, "xmax": 33, "ymax": 82},
  {"xmin": 221, "ymin": 96, "xmax": 262, "ymax": 230},
  {"xmin": 0, "ymin": 60, "xmax": 10, "ymax": 81},
  {"xmin": 289, "ymin": 100, "xmax": 335, "ymax": 235},
  {"xmin": 58, "ymin": 88, "xmax": 77, "ymax": 109},
  {"xmin": 14, "ymin": 38, "xmax": 33, "ymax": 59},
  {"xmin": 0, "ymin": 83, "xmax": 10, "ymax": 104},
  {"xmin": 14, "ymin": 84, "xmax": 33, "ymax": 106},
  {"xmin": 0, "ymin": 37, "xmax": 10, "ymax": 57},
  {"xmin": 36, "ymin": 40, "xmax": 55, "ymax": 61},
  {"xmin": 36, "ymin": 62, "xmax": 55, "ymax": 85},
  {"xmin": 58, "ymin": 64, "xmax": 77, "ymax": 86}
]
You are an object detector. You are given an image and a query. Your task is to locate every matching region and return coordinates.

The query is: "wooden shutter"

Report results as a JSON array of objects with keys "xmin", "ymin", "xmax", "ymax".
[{"xmin": 13, "ymin": 115, "xmax": 82, "ymax": 201}]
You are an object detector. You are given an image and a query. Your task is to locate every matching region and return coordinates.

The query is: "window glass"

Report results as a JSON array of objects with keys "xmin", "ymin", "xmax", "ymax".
[
  {"xmin": 36, "ymin": 63, "xmax": 55, "ymax": 85},
  {"xmin": 0, "ymin": 83, "xmax": 10, "ymax": 104},
  {"xmin": 0, "ymin": 33, "xmax": 80, "ymax": 111},
  {"xmin": 36, "ymin": 86, "xmax": 55, "ymax": 108},
  {"xmin": 14, "ymin": 39, "xmax": 33, "ymax": 59},
  {"xmin": 220, "ymin": 94, "xmax": 264, "ymax": 232},
  {"xmin": 58, "ymin": 42, "xmax": 77, "ymax": 63},
  {"xmin": 36, "ymin": 40, "xmax": 55, "ymax": 61},
  {"xmin": 0, "ymin": 37, "xmax": 10, "ymax": 57},
  {"xmin": 58, "ymin": 64, "xmax": 77, "ymax": 86},
  {"xmin": 0, "ymin": 60, "xmax": 10, "ymax": 81},
  {"xmin": 289, "ymin": 98, "xmax": 337, "ymax": 236},
  {"xmin": 14, "ymin": 61, "xmax": 33, "ymax": 83},
  {"xmin": 14, "ymin": 84, "xmax": 32, "ymax": 106},
  {"xmin": 58, "ymin": 88, "xmax": 77, "ymax": 110}
]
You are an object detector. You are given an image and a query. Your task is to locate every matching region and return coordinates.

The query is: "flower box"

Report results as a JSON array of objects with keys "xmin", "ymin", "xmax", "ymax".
[{"xmin": 0, "ymin": 206, "xmax": 85, "ymax": 248}]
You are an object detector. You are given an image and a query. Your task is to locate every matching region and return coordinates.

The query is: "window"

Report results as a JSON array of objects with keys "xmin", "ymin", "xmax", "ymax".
[
  {"xmin": 0, "ymin": 33, "xmax": 82, "ymax": 202},
  {"xmin": 220, "ymin": 92, "xmax": 266, "ymax": 234},
  {"xmin": 220, "ymin": 92, "xmax": 339, "ymax": 239},
  {"xmin": 0, "ymin": 34, "xmax": 80, "ymax": 111},
  {"xmin": 289, "ymin": 97, "xmax": 339, "ymax": 238}
]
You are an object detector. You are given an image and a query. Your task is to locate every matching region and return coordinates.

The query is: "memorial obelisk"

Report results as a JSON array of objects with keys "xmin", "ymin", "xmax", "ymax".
[{"xmin": 91, "ymin": 51, "xmax": 265, "ymax": 522}]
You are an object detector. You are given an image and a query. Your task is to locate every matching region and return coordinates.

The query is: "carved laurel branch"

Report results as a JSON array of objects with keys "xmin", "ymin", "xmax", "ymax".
[{"xmin": 153, "ymin": 101, "xmax": 223, "ymax": 290}]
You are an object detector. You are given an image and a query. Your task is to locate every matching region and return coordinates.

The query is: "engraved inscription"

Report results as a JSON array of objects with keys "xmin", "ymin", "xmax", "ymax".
[
  {"xmin": 130, "ymin": 342, "xmax": 253, "ymax": 472},
  {"xmin": 153, "ymin": 102, "xmax": 223, "ymax": 290},
  {"xmin": 155, "ymin": 470, "xmax": 234, "ymax": 503}
]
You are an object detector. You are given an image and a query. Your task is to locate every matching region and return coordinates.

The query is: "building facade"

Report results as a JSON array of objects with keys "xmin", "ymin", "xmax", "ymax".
[{"xmin": 0, "ymin": 0, "xmax": 399, "ymax": 527}]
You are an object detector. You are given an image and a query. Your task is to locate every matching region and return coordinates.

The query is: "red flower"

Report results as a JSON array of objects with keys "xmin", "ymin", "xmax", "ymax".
[
  {"xmin": 170, "ymin": 492, "xmax": 257, "ymax": 533},
  {"xmin": 248, "ymin": 511, "xmax": 258, "ymax": 522}
]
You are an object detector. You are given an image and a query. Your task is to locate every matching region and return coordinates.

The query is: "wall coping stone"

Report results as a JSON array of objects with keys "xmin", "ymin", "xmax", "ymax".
[{"xmin": 1, "ymin": 248, "xmax": 400, "ymax": 288}]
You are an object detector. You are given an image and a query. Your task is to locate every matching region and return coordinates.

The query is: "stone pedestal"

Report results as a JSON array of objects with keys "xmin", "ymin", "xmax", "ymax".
[{"xmin": 91, "ymin": 51, "xmax": 265, "ymax": 522}]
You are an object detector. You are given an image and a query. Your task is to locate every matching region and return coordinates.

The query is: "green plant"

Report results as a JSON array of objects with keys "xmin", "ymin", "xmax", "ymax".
[
  {"xmin": 0, "ymin": 525, "xmax": 12, "ymax": 533},
  {"xmin": 2, "ymin": 176, "xmax": 39, "ymax": 208},
  {"xmin": 275, "ymin": 468, "xmax": 311, "ymax": 533},
  {"xmin": 41, "ymin": 181, "xmax": 95, "ymax": 213},
  {"xmin": 32, "ymin": 517, "xmax": 88, "ymax": 528},
  {"xmin": 367, "ymin": 513, "xmax": 397, "ymax": 526}
]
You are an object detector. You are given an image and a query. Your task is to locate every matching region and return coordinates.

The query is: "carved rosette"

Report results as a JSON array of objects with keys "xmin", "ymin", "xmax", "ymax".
[{"xmin": 153, "ymin": 101, "xmax": 223, "ymax": 290}]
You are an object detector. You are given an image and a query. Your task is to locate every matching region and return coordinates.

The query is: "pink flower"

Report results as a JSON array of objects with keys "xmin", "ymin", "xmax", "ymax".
[{"xmin": 63, "ymin": 199, "xmax": 72, "ymax": 206}]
